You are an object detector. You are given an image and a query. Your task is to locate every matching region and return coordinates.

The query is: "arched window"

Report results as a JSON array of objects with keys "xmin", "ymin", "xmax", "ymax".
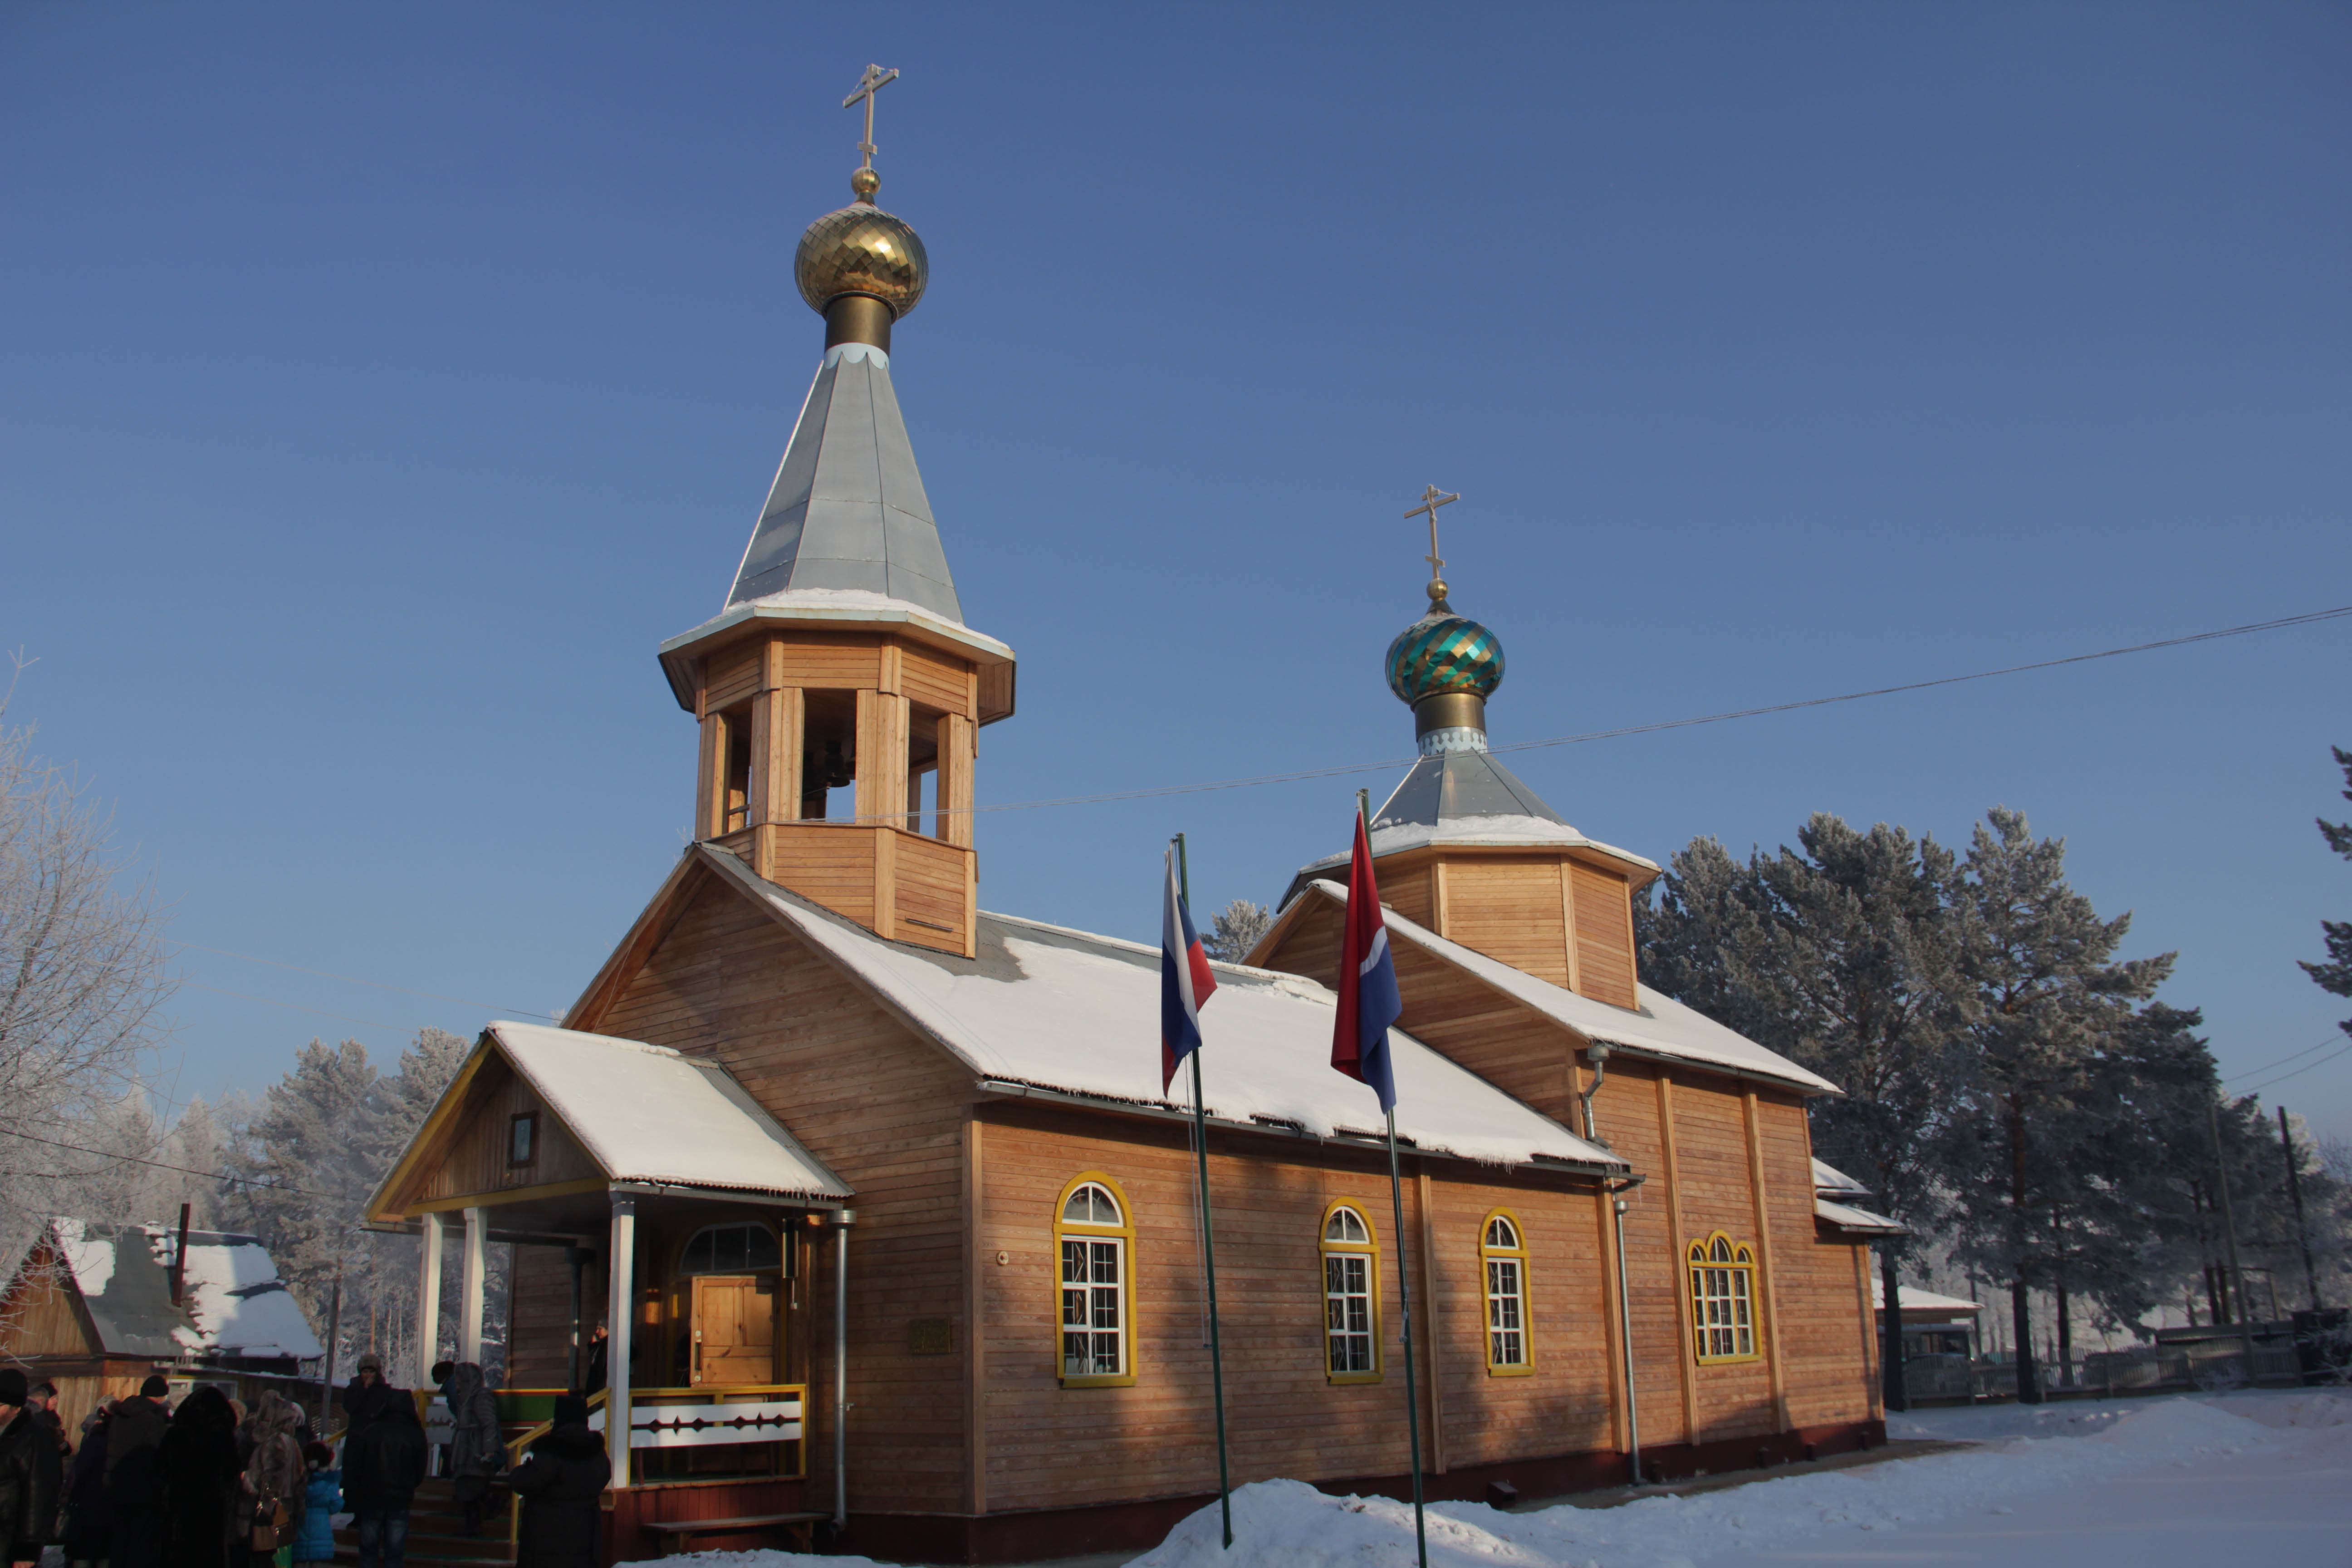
[
  {"xmin": 678, "ymin": 1220, "xmax": 785, "ymax": 1277},
  {"xmin": 1054, "ymin": 1175, "xmax": 1135, "ymax": 1387},
  {"xmin": 1320, "ymin": 1202, "xmax": 1381, "ymax": 1382},
  {"xmin": 1480, "ymin": 1211, "xmax": 1532, "ymax": 1374},
  {"xmin": 1687, "ymin": 1232, "xmax": 1759, "ymax": 1362}
]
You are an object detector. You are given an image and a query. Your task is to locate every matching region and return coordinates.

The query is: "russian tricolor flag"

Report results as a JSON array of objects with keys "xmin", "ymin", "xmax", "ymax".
[
  {"xmin": 1162, "ymin": 848, "xmax": 1218, "ymax": 1089},
  {"xmin": 1331, "ymin": 812, "xmax": 1403, "ymax": 1112}
]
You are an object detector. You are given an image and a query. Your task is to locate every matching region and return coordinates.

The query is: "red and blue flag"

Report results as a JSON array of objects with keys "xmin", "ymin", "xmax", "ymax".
[
  {"xmin": 1331, "ymin": 813, "xmax": 1403, "ymax": 1111},
  {"xmin": 1162, "ymin": 847, "xmax": 1218, "ymax": 1088}
]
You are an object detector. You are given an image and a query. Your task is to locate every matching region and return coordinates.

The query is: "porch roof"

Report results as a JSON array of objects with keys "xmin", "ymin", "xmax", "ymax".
[{"xmin": 487, "ymin": 1023, "xmax": 853, "ymax": 1201}]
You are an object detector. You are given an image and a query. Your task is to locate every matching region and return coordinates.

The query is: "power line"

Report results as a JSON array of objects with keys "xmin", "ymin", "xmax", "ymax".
[
  {"xmin": 166, "ymin": 940, "xmax": 558, "ymax": 1021},
  {"xmin": 2224, "ymin": 1032, "xmax": 2347, "ymax": 1083},
  {"xmin": 2233, "ymin": 1040, "xmax": 2352, "ymax": 1098},
  {"xmin": 820, "ymin": 601, "xmax": 2352, "ymax": 823},
  {"xmin": 0, "ymin": 1127, "xmax": 342, "ymax": 1203}
]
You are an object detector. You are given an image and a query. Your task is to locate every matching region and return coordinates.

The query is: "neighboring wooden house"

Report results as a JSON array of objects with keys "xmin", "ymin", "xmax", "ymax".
[
  {"xmin": 0, "ymin": 1220, "xmax": 322, "ymax": 1434},
  {"xmin": 364, "ymin": 144, "xmax": 1903, "ymax": 1565}
]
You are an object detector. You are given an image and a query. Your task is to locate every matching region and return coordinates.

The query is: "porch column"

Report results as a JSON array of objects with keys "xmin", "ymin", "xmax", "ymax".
[
  {"xmin": 415, "ymin": 1213, "xmax": 444, "ymax": 1388},
  {"xmin": 460, "ymin": 1205, "xmax": 488, "ymax": 1367},
  {"xmin": 606, "ymin": 1193, "xmax": 636, "ymax": 1490}
]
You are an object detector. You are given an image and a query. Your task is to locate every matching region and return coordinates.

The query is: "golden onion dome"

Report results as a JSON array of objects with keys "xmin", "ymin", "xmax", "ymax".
[{"xmin": 795, "ymin": 194, "xmax": 928, "ymax": 320}]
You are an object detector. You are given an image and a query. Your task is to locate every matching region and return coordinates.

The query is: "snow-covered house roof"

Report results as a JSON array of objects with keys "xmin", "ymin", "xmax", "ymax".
[
  {"xmin": 1808, "ymin": 1159, "xmax": 1906, "ymax": 1237},
  {"xmin": 44, "ymin": 1219, "xmax": 321, "ymax": 1361},
  {"xmin": 1871, "ymin": 1280, "xmax": 1982, "ymax": 1317},
  {"xmin": 696, "ymin": 847, "xmax": 1624, "ymax": 1173},
  {"xmin": 475, "ymin": 1023, "xmax": 853, "ymax": 1203},
  {"xmin": 1285, "ymin": 879, "xmax": 1841, "ymax": 1097}
]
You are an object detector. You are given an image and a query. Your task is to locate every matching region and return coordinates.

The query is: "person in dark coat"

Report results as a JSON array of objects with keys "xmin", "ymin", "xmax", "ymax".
[
  {"xmin": 0, "ymin": 1368, "xmax": 63, "ymax": 1568},
  {"xmin": 158, "ymin": 1385, "xmax": 242, "ymax": 1568},
  {"xmin": 342, "ymin": 1387, "xmax": 425, "ymax": 1568},
  {"xmin": 61, "ymin": 1403, "xmax": 109, "ymax": 1568},
  {"xmin": 508, "ymin": 1395, "xmax": 608, "ymax": 1568},
  {"xmin": 441, "ymin": 1362, "xmax": 500, "ymax": 1533},
  {"xmin": 101, "ymin": 1376, "xmax": 170, "ymax": 1568}
]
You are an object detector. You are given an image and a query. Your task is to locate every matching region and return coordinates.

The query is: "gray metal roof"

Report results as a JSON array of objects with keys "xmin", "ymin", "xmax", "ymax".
[
  {"xmin": 1372, "ymin": 748, "xmax": 1573, "ymax": 833},
  {"xmin": 726, "ymin": 345, "xmax": 964, "ymax": 622}
]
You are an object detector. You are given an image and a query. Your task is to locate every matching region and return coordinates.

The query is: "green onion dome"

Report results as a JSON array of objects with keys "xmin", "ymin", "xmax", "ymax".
[{"xmin": 1385, "ymin": 608, "xmax": 1504, "ymax": 706}]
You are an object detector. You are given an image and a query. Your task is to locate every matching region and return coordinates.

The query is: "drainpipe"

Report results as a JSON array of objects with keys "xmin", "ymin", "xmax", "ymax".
[
  {"xmin": 1581, "ymin": 1045, "xmax": 1645, "ymax": 1487},
  {"xmin": 833, "ymin": 1209, "xmax": 856, "ymax": 1534},
  {"xmin": 1578, "ymin": 1045, "xmax": 1612, "ymax": 1145}
]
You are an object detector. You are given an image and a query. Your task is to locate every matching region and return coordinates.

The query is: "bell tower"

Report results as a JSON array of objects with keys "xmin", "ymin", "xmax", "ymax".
[{"xmin": 656, "ymin": 73, "xmax": 1014, "ymax": 958}]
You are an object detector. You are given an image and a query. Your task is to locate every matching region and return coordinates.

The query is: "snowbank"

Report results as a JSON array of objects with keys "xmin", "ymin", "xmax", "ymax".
[{"xmin": 627, "ymin": 1390, "xmax": 2350, "ymax": 1568}]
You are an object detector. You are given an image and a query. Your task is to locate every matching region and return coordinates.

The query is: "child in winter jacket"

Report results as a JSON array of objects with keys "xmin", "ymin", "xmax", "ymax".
[{"xmin": 291, "ymin": 1443, "xmax": 340, "ymax": 1567}]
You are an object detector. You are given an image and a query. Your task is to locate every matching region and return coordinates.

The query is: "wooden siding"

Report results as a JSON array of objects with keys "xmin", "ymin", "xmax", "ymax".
[
  {"xmin": 1436, "ymin": 859, "xmax": 1571, "ymax": 987},
  {"xmin": 973, "ymin": 1105, "xmax": 1621, "ymax": 1510},
  {"xmin": 900, "ymin": 645, "xmax": 975, "ymax": 718},
  {"xmin": 507, "ymin": 1241, "xmax": 594, "ymax": 1389},
  {"xmin": 589, "ymin": 879, "xmax": 978, "ymax": 1518},
  {"xmin": 702, "ymin": 645, "xmax": 765, "ymax": 715},
  {"xmin": 1568, "ymin": 863, "xmax": 1637, "ymax": 1009},
  {"xmin": 0, "ymin": 1244, "xmax": 96, "ymax": 1362},
  {"xmin": 766, "ymin": 634, "xmax": 883, "ymax": 691},
  {"xmin": 409, "ymin": 1058, "xmax": 602, "ymax": 1206}
]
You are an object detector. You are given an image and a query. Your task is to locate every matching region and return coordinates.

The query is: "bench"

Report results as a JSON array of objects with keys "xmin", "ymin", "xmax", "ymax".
[{"xmin": 639, "ymin": 1512, "xmax": 828, "ymax": 1556}]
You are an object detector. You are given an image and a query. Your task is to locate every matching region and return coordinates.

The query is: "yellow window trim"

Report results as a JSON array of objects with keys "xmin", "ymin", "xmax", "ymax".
[
  {"xmin": 1687, "ymin": 1229, "xmax": 1764, "ymax": 1366},
  {"xmin": 1054, "ymin": 1171, "xmax": 1138, "ymax": 1389},
  {"xmin": 1479, "ymin": 1206, "xmax": 1536, "ymax": 1377},
  {"xmin": 1318, "ymin": 1197, "xmax": 1383, "ymax": 1385}
]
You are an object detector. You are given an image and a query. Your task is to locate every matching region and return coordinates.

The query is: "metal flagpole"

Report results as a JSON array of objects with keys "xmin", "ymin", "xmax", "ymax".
[
  {"xmin": 1176, "ymin": 834, "xmax": 1235, "ymax": 1549},
  {"xmin": 1359, "ymin": 791, "xmax": 1428, "ymax": 1568}
]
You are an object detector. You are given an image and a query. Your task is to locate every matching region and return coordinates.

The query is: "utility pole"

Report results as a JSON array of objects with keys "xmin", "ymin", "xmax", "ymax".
[
  {"xmin": 2207, "ymin": 1096, "xmax": 2260, "ymax": 1378},
  {"xmin": 2279, "ymin": 1105, "xmax": 2323, "ymax": 1311}
]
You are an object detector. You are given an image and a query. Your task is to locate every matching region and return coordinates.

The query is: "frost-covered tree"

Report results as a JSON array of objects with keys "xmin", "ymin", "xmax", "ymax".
[
  {"xmin": 2302, "ymin": 746, "xmax": 2352, "ymax": 1043},
  {"xmin": 1643, "ymin": 817, "xmax": 1968, "ymax": 1411},
  {"xmin": 1201, "ymin": 899, "xmax": 1274, "ymax": 964},
  {"xmin": 0, "ymin": 677, "xmax": 173, "ymax": 1264},
  {"xmin": 1944, "ymin": 808, "xmax": 2171, "ymax": 1403}
]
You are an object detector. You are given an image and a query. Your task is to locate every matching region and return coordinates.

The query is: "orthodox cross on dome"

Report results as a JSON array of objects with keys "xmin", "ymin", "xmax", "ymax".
[
  {"xmin": 1404, "ymin": 484, "xmax": 1460, "ymax": 604},
  {"xmin": 843, "ymin": 64, "xmax": 901, "ymax": 176}
]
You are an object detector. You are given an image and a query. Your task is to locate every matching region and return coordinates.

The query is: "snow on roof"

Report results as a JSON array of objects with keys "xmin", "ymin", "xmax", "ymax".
[
  {"xmin": 46, "ymin": 1219, "xmax": 320, "ymax": 1360},
  {"xmin": 698, "ymin": 850, "xmax": 1621, "ymax": 1171},
  {"xmin": 1815, "ymin": 1198, "xmax": 1907, "ymax": 1238},
  {"xmin": 1872, "ymin": 1279, "xmax": 1982, "ymax": 1314},
  {"xmin": 1812, "ymin": 1158, "xmax": 1874, "ymax": 1198},
  {"xmin": 1298, "ymin": 881, "xmax": 1842, "ymax": 1096},
  {"xmin": 485, "ymin": 1023, "xmax": 852, "ymax": 1201}
]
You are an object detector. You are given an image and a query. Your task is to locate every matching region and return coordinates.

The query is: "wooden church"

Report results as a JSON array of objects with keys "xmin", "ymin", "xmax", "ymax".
[{"xmin": 367, "ymin": 103, "xmax": 1897, "ymax": 1566}]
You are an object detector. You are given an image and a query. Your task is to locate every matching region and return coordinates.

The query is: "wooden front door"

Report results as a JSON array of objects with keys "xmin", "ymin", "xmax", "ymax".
[{"xmin": 690, "ymin": 1275, "xmax": 778, "ymax": 1386}]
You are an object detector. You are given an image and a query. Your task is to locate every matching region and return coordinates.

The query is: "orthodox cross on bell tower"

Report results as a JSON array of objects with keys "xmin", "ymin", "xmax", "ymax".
[
  {"xmin": 1404, "ymin": 484, "xmax": 1460, "ymax": 606},
  {"xmin": 843, "ymin": 64, "xmax": 901, "ymax": 181}
]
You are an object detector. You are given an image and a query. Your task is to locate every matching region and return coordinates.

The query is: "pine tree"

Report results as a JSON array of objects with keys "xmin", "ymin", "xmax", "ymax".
[
  {"xmin": 1945, "ymin": 808, "xmax": 2171, "ymax": 1403},
  {"xmin": 2302, "ymin": 745, "xmax": 2352, "ymax": 1039},
  {"xmin": 1645, "ymin": 816, "xmax": 1968, "ymax": 1411},
  {"xmin": 1201, "ymin": 900, "xmax": 1274, "ymax": 964}
]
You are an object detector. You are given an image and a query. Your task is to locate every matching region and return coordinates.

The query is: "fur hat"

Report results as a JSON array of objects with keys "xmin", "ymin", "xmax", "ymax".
[
  {"xmin": 140, "ymin": 1374, "xmax": 169, "ymax": 1398},
  {"xmin": 0, "ymin": 1369, "xmax": 27, "ymax": 1406},
  {"xmin": 355, "ymin": 1352, "xmax": 385, "ymax": 1375}
]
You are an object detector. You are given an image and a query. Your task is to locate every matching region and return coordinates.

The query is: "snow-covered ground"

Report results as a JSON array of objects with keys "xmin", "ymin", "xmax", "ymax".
[{"xmin": 639, "ymin": 1388, "xmax": 2352, "ymax": 1568}]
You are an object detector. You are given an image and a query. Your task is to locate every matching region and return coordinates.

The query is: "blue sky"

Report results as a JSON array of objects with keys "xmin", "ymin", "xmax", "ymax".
[{"xmin": 6, "ymin": 4, "xmax": 2349, "ymax": 1136}]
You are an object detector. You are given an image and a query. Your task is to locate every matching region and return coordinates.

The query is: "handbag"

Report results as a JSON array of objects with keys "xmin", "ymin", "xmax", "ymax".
[{"xmin": 250, "ymin": 1497, "xmax": 292, "ymax": 1553}]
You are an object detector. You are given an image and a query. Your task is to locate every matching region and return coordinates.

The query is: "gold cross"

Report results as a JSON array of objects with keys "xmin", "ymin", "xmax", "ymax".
[
  {"xmin": 843, "ymin": 64, "xmax": 901, "ymax": 172},
  {"xmin": 1404, "ymin": 484, "xmax": 1460, "ymax": 586}
]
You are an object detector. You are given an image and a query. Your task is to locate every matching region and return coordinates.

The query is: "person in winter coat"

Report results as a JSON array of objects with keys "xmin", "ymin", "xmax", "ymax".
[
  {"xmin": 441, "ymin": 1362, "xmax": 500, "ymax": 1533},
  {"xmin": 61, "ymin": 1404, "xmax": 108, "ymax": 1568},
  {"xmin": 0, "ymin": 1368, "xmax": 64, "ymax": 1568},
  {"xmin": 236, "ymin": 1390, "xmax": 308, "ymax": 1564},
  {"xmin": 507, "ymin": 1395, "xmax": 608, "ymax": 1568},
  {"xmin": 290, "ymin": 1442, "xmax": 339, "ymax": 1568},
  {"xmin": 158, "ymin": 1385, "xmax": 242, "ymax": 1568},
  {"xmin": 341, "ymin": 1354, "xmax": 396, "ymax": 1432},
  {"xmin": 341, "ymin": 1389, "xmax": 425, "ymax": 1568},
  {"xmin": 101, "ymin": 1376, "xmax": 170, "ymax": 1568}
]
